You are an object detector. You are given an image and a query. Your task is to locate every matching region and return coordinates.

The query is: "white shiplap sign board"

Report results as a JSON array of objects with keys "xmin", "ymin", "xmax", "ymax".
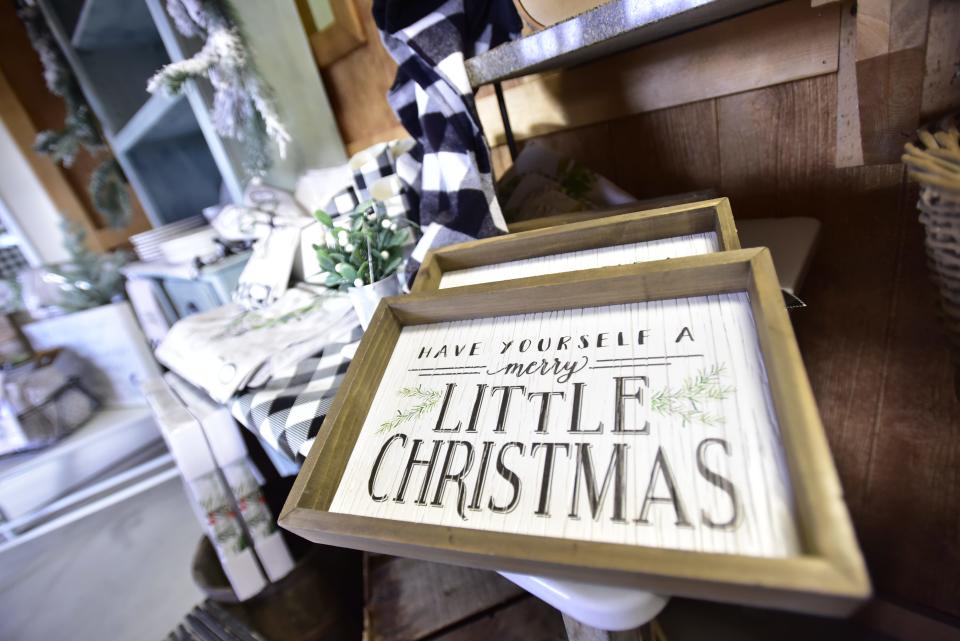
[
  {"xmin": 438, "ymin": 231, "xmax": 719, "ymax": 289},
  {"xmin": 330, "ymin": 290, "xmax": 802, "ymax": 558}
]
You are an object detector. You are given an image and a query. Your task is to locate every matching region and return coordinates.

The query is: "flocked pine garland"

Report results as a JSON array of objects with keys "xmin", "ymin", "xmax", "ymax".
[
  {"xmin": 16, "ymin": 1, "xmax": 132, "ymax": 228},
  {"xmin": 45, "ymin": 222, "xmax": 129, "ymax": 312},
  {"xmin": 147, "ymin": 0, "xmax": 291, "ymax": 175}
]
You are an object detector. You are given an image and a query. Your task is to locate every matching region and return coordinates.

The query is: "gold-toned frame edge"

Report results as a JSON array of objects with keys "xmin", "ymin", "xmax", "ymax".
[
  {"xmin": 411, "ymin": 197, "xmax": 740, "ymax": 294},
  {"xmin": 506, "ymin": 189, "xmax": 720, "ymax": 233},
  {"xmin": 281, "ymin": 248, "xmax": 869, "ymax": 615}
]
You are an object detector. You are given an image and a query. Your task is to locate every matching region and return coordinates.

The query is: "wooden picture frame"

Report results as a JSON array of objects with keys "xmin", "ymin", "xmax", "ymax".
[
  {"xmin": 281, "ymin": 249, "xmax": 869, "ymax": 616},
  {"xmin": 412, "ymin": 198, "xmax": 740, "ymax": 293},
  {"xmin": 296, "ymin": 0, "xmax": 367, "ymax": 69}
]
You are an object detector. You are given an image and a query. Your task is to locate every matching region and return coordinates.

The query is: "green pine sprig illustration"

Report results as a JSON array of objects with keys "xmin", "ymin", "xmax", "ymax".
[
  {"xmin": 651, "ymin": 363, "xmax": 734, "ymax": 427},
  {"xmin": 378, "ymin": 385, "xmax": 443, "ymax": 433},
  {"xmin": 214, "ymin": 295, "xmax": 327, "ymax": 339}
]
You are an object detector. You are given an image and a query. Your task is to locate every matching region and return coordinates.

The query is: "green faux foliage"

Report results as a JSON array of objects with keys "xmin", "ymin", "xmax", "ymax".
[
  {"xmin": 149, "ymin": 67, "xmax": 193, "ymax": 96},
  {"xmin": 89, "ymin": 159, "xmax": 132, "ymax": 228},
  {"xmin": 214, "ymin": 295, "xmax": 325, "ymax": 339},
  {"xmin": 378, "ymin": 386, "xmax": 443, "ymax": 433},
  {"xmin": 496, "ymin": 158, "xmax": 599, "ymax": 221},
  {"xmin": 18, "ymin": 1, "xmax": 134, "ymax": 229},
  {"xmin": 33, "ymin": 103, "xmax": 101, "ymax": 166},
  {"xmin": 650, "ymin": 363, "xmax": 734, "ymax": 427},
  {"xmin": 18, "ymin": 2, "xmax": 104, "ymax": 165},
  {"xmin": 556, "ymin": 158, "xmax": 596, "ymax": 201},
  {"xmin": 148, "ymin": 0, "xmax": 290, "ymax": 176},
  {"xmin": 46, "ymin": 222, "xmax": 129, "ymax": 313},
  {"xmin": 0, "ymin": 279, "xmax": 22, "ymax": 315},
  {"xmin": 312, "ymin": 200, "xmax": 417, "ymax": 291}
]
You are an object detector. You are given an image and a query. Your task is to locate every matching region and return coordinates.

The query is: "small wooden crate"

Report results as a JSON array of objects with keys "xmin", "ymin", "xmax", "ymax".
[
  {"xmin": 281, "ymin": 249, "xmax": 869, "ymax": 616},
  {"xmin": 412, "ymin": 198, "xmax": 739, "ymax": 293}
]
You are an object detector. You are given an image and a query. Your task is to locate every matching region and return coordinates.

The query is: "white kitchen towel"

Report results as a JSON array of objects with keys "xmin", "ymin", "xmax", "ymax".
[{"xmin": 156, "ymin": 286, "xmax": 358, "ymax": 403}]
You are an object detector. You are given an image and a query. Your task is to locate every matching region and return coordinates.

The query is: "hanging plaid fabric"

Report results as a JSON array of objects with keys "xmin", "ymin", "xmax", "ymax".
[{"xmin": 372, "ymin": 0, "xmax": 521, "ymax": 238}]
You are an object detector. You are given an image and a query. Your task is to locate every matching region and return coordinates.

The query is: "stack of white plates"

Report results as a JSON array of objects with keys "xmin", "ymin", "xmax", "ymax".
[
  {"xmin": 160, "ymin": 228, "xmax": 221, "ymax": 264},
  {"xmin": 130, "ymin": 217, "xmax": 208, "ymax": 262}
]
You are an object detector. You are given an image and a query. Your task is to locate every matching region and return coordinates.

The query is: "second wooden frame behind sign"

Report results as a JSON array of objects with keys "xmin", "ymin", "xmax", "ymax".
[
  {"xmin": 281, "ymin": 249, "xmax": 869, "ymax": 616},
  {"xmin": 411, "ymin": 198, "xmax": 740, "ymax": 293}
]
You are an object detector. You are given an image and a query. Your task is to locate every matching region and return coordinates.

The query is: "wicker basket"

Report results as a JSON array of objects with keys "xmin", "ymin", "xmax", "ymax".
[
  {"xmin": 0, "ymin": 350, "xmax": 100, "ymax": 456},
  {"xmin": 904, "ymin": 115, "xmax": 960, "ymax": 396}
]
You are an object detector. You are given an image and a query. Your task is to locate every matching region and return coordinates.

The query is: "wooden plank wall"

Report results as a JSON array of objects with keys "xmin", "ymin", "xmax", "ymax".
[
  {"xmin": 322, "ymin": 0, "xmax": 960, "ymax": 619},
  {"xmin": 477, "ymin": 0, "xmax": 843, "ymax": 148},
  {"xmin": 319, "ymin": 0, "xmax": 404, "ymax": 155},
  {"xmin": 487, "ymin": 70, "xmax": 960, "ymax": 619}
]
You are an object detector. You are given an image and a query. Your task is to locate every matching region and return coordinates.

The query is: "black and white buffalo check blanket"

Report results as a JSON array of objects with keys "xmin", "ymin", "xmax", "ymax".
[
  {"xmin": 373, "ymin": 0, "xmax": 520, "ymax": 238},
  {"xmin": 230, "ymin": 327, "xmax": 362, "ymax": 463}
]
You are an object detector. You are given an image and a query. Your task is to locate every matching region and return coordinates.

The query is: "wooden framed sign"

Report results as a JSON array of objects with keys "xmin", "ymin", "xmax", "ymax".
[
  {"xmin": 411, "ymin": 198, "xmax": 740, "ymax": 293},
  {"xmin": 281, "ymin": 249, "xmax": 869, "ymax": 615}
]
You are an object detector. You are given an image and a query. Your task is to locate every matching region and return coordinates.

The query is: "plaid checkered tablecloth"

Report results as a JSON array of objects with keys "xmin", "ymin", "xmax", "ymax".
[{"xmin": 230, "ymin": 326, "xmax": 362, "ymax": 463}]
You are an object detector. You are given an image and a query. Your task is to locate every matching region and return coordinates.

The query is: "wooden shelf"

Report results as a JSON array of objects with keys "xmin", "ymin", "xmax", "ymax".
[
  {"xmin": 44, "ymin": 0, "xmax": 85, "ymax": 37},
  {"xmin": 464, "ymin": 0, "xmax": 776, "ymax": 87},
  {"xmin": 113, "ymin": 91, "xmax": 192, "ymax": 154},
  {"xmin": 126, "ymin": 131, "xmax": 222, "ymax": 224},
  {"xmin": 37, "ymin": 0, "xmax": 344, "ymax": 226},
  {"xmin": 77, "ymin": 42, "xmax": 169, "ymax": 134},
  {"xmin": 71, "ymin": 0, "xmax": 160, "ymax": 51}
]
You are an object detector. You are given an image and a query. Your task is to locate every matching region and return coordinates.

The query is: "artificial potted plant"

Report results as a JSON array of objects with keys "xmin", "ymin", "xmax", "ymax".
[{"xmin": 312, "ymin": 200, "xmax": 416, "ymax": 328}]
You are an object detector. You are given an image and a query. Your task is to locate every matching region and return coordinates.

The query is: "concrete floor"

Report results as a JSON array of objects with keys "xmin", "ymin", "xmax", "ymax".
[{"xmin": 0, "ymin": 476, "xmax": 203, "ymax": 641}]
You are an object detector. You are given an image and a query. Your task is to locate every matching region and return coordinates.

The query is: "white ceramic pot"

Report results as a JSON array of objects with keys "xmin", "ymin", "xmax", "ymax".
[{"xmin": 348, "ymin": 276, "xmax": 401, "ymax": 330}]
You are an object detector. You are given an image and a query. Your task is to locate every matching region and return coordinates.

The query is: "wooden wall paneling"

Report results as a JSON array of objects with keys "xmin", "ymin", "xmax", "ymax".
[
  {"xmin": 787, "ymin": 165, "xmax": 905, "ymax": 517},
  {"xmin": 854, "ymin": 0, "xmax": 929, "ymax": 164},
  {"xmin": 0, "ymin": 0, "xmax": 98, "ymax": 225},
  {"xmin": 920, "ymin": 0, "xmax": 960, "ymax": 121},
  {"xmin": 319, "ymin": 0, "xmax": 401, "ymax": 153},
  {"xmin": 0, "ymin": 69, "xmax": 104, "ymax": 252},
  {"xmin": 607, "ymin": 100, "xmax": 721, "ymax": 199},
  {"xmin": 431, "ymin": 597, "xmax": 566, "ymax": 641},
  {"xmin": 835, "ymin": 1, "xmax": 864, "ymax": 168},
  {"xmin": 854, "ymin": 0, "xmax": 931, "ymax": 59},
  {"xmin": 522, "ymin": 120, "xmax": 618, "ymax": 186},
  {"xmin": 716, "ymin": 74, "xmax": 880, "ymax": 474},
  {"xmin": 890, "ymin": 0, "xmax": 931, "ymax": 52},
  {"xmin": 850, "ymin": 180, "xmax": 960, "ymax": 616},
  {"xmin": 489, "ymin": 141, "xmax": 515, "ymax": 180},
  {"xmin": 494, "ymin": 98, "xmax": 721, "ymax": 200},
  {"xmin": 855, "ymin": 0, "xmax": 894, "ymax": 61},
  {"xmin": 856, "ymin": 598, "xmax": 960, "ymax": 641},
  {"xmin": 297, "ymin": 0, "xmax": 367, "ymax": 68},
  {"xmin": 345, "ymin": 124, "xmax": 410, "ymax": 156},
  {"xmin": 793, "ymin": 167, "xmax": 960, "ymax": 618},
  {"xmin": 766, "ymin": 159, "xmax": 960, "ymax": 614},
  {"xmin": 712, "ymin": 71, "xmax": 960, "ymax": 614},
  {"xmin": 856, "ymin": 48, "xmax": 926, "ymax": 165},
  {"xmin": 364, "ymin": 555, "xmax": 527, "ymax": 641},
  {"xmin": 717, "ymin": 75, "xmax": 837, "ymax": 209},
  {"xmin": 476, "ymin": 0, "xmax": 841, "ymax": 147}
]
